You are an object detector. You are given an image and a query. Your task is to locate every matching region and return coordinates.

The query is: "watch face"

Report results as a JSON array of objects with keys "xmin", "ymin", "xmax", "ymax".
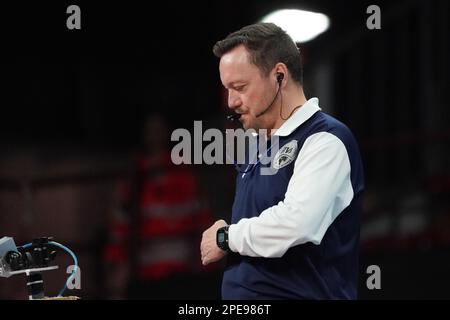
[{"xmin": 217, "ymin": 227, "xmax": 229, "ymax": 251}]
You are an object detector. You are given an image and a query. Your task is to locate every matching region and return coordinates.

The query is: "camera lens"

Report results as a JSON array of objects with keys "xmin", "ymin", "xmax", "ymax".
[{"xmin": 5, "ymin": 251, "xmax": 25, "ymax": 271}]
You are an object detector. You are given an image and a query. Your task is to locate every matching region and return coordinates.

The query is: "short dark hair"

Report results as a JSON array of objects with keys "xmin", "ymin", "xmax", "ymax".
[{"xmin": 213, "ymin": 22, "xmax": 303, "ymax": 85}]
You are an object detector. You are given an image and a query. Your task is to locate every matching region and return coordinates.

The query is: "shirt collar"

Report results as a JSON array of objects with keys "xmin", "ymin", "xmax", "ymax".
[{"xmin": 274, "ymin": 97, "xmax": 321, "ymax": 137}]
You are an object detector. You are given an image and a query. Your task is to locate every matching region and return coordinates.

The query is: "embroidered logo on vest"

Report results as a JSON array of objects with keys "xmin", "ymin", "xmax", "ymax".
[{"xmin": 272, "ymin": 140, "xmax": 298, "ymax": 169}]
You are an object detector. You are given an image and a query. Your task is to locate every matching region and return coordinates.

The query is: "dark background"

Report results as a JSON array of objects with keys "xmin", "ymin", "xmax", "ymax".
[{"xmin": 0, "ymin": 0, "xmax": 449, "ymax": 299}]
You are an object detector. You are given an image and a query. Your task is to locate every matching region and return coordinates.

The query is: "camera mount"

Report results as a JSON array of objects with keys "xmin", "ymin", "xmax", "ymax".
[{"xmin": 0, "ymin": 236, "xmax": 77, "ymax": 300}]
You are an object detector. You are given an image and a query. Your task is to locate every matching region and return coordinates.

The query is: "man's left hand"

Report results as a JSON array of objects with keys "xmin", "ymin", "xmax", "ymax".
[{"xmin": 200, "ymin": 219, "xmax": 228, "ymax": 266}]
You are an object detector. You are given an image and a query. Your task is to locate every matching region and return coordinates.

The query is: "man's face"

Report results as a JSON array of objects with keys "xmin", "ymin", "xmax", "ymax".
[{"xmin": 219, "ymin": 45, "xmax": 277, "ymax": 130}]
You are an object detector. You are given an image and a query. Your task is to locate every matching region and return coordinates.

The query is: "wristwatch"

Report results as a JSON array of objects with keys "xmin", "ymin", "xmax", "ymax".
[{"xmin": 216, "ymin": 226, "xmax": 229, "ymax": 251}]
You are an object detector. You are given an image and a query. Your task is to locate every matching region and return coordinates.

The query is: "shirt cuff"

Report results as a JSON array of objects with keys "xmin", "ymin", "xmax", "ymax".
[{"xmin": 227, "ymin": 224, "xmax": 238, "ymax": 252}]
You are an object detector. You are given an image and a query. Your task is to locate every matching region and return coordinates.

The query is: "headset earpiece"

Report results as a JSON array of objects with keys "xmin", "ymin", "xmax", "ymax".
[{"xmin": 276, "ymin": 73, "xmax": 284, "ymax": 84}]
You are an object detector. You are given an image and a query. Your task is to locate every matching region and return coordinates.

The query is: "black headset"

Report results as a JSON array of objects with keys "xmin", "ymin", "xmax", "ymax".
[
  {"xmin": 227, "ymin": 72, "xmax": 284, "ymax": 122},
  {"xmin": 276, "ymin": 72, "xmax": 284, "ymax": 84}
]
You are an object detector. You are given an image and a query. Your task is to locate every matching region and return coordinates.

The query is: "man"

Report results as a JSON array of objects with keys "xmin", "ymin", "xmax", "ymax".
[{"xmin": 200, "ymin": 23, "xmax": 364, "ymax": 299}]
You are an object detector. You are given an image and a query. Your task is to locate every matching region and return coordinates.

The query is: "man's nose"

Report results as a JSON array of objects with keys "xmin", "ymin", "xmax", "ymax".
[{"xmin": 228, "ymin": 90, "xmax": 241, "ymax": 110}]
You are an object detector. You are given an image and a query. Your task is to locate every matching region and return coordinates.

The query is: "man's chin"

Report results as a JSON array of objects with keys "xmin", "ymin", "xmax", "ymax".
[
  {"xmin": 241, "ymin": 122, "xmax": 252, "ymax": 130},
  {"xmin": 238, "ymin": 116, "xmax": 249, "ymax": 130}
]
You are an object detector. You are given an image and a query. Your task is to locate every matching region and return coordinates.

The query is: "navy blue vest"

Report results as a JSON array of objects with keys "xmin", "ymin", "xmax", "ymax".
[{"xmin": 222, "ymin": 111, "xmax": 364, "ymax": 299}]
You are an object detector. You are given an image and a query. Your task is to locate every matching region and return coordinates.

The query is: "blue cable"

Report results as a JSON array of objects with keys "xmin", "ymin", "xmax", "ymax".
[
  {"xmin": 21, "ymin": 241, "xmax": 78, "ymax": 297},
  {"xmin": 50, "ymin": 241, "xmax": 78, "ymax": 297}
]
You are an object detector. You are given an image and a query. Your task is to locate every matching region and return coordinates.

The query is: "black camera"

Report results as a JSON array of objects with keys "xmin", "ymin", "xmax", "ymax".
[
  {"xmin": 1, "ymin": 236, "xmax": 59, "ymax": 299},
  {"xmin": 4, "ymin": 237, "xmax": 57, "ymax": 272}
]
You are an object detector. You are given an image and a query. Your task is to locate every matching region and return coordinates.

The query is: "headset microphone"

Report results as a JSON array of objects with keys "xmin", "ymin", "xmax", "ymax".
[{"xmin": 227, "ymin": 114, "xmax": 242, "ymax": 121}]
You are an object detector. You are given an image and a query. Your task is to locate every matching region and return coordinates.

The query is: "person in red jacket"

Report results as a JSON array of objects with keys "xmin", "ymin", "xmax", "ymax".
[{"xmin": 103, "ymin": 114, "xmax": 218, "ymax": 299}]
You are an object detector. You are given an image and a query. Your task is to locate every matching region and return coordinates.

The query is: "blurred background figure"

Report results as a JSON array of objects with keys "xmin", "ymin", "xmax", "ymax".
[{"xmin": 102, "ymin": 114, "xmax": 220, "ymax": 299}]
